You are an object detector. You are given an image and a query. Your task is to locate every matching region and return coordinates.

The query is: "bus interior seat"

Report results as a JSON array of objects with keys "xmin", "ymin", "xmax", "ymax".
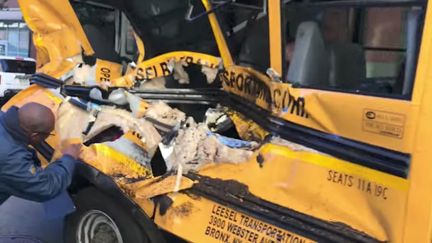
[
  {"xmin": 327, "ymin": 42, "xmax": 366, "ymax": 90},
  {"xmin": 287, "ymin": 21, "xmax": 329, "ymax": 87}
]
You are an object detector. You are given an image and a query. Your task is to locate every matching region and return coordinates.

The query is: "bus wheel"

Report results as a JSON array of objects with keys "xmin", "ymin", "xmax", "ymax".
[{"xmin": 64, "ymin": 187, "xmax": 149, "ymax": 243}]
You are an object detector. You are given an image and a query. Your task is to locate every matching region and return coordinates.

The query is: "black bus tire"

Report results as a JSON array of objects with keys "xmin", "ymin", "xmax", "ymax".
[{"xmin": 64, "ymin": 187, "xmax": 149, "ymax": 243}]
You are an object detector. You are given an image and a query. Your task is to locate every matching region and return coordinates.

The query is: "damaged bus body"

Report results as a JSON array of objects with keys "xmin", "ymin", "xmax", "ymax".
[{"xmin": 3, "ymin": 0, "xmax": 432, "ymax": 242}]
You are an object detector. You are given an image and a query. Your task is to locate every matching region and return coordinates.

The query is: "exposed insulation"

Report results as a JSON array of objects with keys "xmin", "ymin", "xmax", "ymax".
[
  {"xmin": 56, "ymin": 101, "xmax": 159, "ymax": 178},
  {"xmin": 72, "ymin": 64, "xmax": 96, "ymax": 85},
  {"xmin": 86, "ymin": 107, "xmax": 162, "ymax": 158},
  {"xmin": 201, "ymin": 66, "xmax": 219, "ymax": 84},
  {"xmin": 167, "ymin": 118, "xmax": 254, "ymax": 172},
  {"xmin": 144, "ymin": 101, "xmax": 186, "ymax": 127},
  {"xmin": 172, "ymin": 60, "xmax": 190, "ymax": 84},
  {"xmin": 56, "ymin": 100, "xmax": 90, "ymax": 145}
]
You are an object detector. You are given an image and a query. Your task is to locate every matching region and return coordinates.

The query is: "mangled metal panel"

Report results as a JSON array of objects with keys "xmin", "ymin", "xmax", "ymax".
[{"xmin": 18, "ymin": 0, "xmax": 94, "ymax": 77}]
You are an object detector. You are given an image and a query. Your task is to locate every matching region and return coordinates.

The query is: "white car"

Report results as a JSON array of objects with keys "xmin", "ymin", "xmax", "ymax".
[{"xmin": 0, "ymin": 56, "xmax": 36, "ymax": 98}]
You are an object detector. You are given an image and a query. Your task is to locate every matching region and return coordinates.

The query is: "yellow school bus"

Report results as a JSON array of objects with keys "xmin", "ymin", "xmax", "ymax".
[{"xmin": 4, "ymin": 0, "xmax": 432, "ymax": 242}]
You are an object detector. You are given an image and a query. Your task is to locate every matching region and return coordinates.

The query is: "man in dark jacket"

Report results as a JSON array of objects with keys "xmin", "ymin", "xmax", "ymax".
[{"xmin": 0, "ymin": 102, "xmax": 81, "ymax": 205}]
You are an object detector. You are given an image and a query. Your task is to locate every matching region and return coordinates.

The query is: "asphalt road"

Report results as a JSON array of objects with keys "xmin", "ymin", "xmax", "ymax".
[{"xmin": 0, "ymin": 196, "xmax": 67, "ymax": 243}]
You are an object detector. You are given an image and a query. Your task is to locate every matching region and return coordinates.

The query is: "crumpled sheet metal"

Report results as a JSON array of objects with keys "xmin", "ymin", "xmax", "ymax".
[
  {"xmin": 18, "ymin": 0, "xmax": 94, "ymax": 78},
  {"xmin": 228, "ymin": 111, "xmax": 269, "ymax": 142},
  {"xmin": 85, "ymin": 107, "xmax": 162, "ymax": 155},
  {"xmin": 17, "ymin": 0, "xmax": 124, "ymax": 85},
  {"xmin": 80, "ymin": 143, "xmax": 152, "ymax": 179},
  {"xmin": 56, "ymin": 90, "xmax": 258, "ymax": 197},
  {"xmin": 118, "ymin": 175, "xmax": 195, "ymax": 200},
  {"xmin": 112, "ymin": 51, "xmax": 222, "ymax": 88},
  {"xmin": 18, "ymin": 0, "xmax": 222, "ymax": 88},
  {"xmin": 55, "ymin": 101, "xmax": 159, "ymax": 178}
]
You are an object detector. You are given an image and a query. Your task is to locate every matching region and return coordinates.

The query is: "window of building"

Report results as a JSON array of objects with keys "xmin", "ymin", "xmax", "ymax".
[{"xmin": 0, "ymin": 21, "xmax": 30, "ymax": 57}]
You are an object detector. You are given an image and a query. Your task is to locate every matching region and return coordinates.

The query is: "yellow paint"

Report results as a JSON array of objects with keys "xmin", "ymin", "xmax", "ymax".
[
  {"xmin": 125, "ymin": 175, "xmax": 195, "ymax": 199},
  {"xmin": 18, "ymin": 0, "xmax": 94, "ymax": 78},
  {"xmin": 220, "ymin": 66, "xmax": 273, "ymax": 109},
  {"xmin": 259, "ymin": 144, "xmax": 408, "ymax": 191},
  {"xmin": 95, "ymin": 59, "xmax": 123, "ymax": 86},
  {"xmin": 229, "ymin": 111, "xmax": 269, "ymax": 141},
  {"xmin": 268, "ymin": 0, "xmax": 283, "ymax": 75},
  {"xmin": 134, "ymin": 31, "xmax": 145, "ymax": 62},
  {"xmin": 112, "ymin": 51, "xmax": 221, "ymax": 87},
  {"xmin": 221, "ymin": 65, "xmax": 417, "ymax": 153},
  {"xmin": 402, "ymin": 0, "xmax": 432, "ymax": 241},
  {"xmin": 202, "ymin": 0, "xmax": 234, "ymax": 67},
  {"xmin": 11, "ymin": 0, "xmax": 432, "ymax": 242},
  {"xmin": 156, "ymin": 193, "xmax": 316, "ymax": 243},
  {"xmin": 135, "ymin": 51, "xmax": 221, "ymax": 80},
  {"xmin": 1, "ymin": 85, "xmax": 62, "ymax": 112},
  {"xmin": 109, "ymin": 74, "xmax": 135, "ymax": 88},
  {"xmin": 194, "ymin": 144, "xmax": 408, "ymax": 241},
  {"xmin": 132, "ymin": 197, "xmax": 155, "ymax": 218},
  {"xmin": 80, "ymin": 144, "xmax": 152, "ymax": 179}
]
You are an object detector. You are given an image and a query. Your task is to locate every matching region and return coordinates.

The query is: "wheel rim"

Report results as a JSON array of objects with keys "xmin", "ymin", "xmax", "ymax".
[{"xmin": 76, "ymin": 209, "xmax": 123, "ymax": 243}]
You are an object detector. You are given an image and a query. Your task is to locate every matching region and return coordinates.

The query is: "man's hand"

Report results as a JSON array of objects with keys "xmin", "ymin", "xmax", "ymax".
[{"xmin": 62, "ymin": 144, "xmax": 82, "ymax": 160}]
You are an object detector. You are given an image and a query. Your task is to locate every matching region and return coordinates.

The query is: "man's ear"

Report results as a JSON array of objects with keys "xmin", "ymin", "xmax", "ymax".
[{"xmin": 29, "ymin": 132, "xmax": 40, "ymax": 142}]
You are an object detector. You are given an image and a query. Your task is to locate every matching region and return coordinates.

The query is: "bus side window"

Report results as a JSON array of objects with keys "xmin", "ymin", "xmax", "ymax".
[{"xmin": 283, "ymin": 3, "xmax": 425, "ymax": 98}]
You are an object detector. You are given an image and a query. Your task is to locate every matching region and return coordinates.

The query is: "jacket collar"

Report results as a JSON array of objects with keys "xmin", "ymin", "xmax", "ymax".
[{"xmin": 0, "ymin": 106, "xmax": 29, "ymax": 144}]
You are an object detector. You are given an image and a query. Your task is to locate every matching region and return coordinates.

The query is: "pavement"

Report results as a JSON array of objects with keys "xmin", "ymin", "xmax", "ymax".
[{"xmin": 0, "ymin": 196, "xmax": 67, "ymax": 243}]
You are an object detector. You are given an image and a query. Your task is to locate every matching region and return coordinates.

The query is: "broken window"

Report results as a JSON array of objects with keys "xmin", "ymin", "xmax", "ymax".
[
  {"xmin": 70, "ymin": 1, "xmax": 120, "ymax": 63},
  {"xmin": 216, "ymin": 1, "xmax": 270, "ymax": 73}
]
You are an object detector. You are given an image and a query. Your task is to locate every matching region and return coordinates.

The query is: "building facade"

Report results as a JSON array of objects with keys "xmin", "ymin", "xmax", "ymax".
[{"xmin": 0, "ymin": 0, "xmax": 35, "ymax": 58}]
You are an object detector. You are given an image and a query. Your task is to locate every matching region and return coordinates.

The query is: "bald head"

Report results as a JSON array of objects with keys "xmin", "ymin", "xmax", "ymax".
[{"xmin": 18, "ymin": 103, "xmax": 55, "ymax": 135}]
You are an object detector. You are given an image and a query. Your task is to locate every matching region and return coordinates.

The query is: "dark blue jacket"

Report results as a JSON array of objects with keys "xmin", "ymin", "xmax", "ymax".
[{"xmin": 0, "ymin": 106, "xmax": 76, "ymax": 205}]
